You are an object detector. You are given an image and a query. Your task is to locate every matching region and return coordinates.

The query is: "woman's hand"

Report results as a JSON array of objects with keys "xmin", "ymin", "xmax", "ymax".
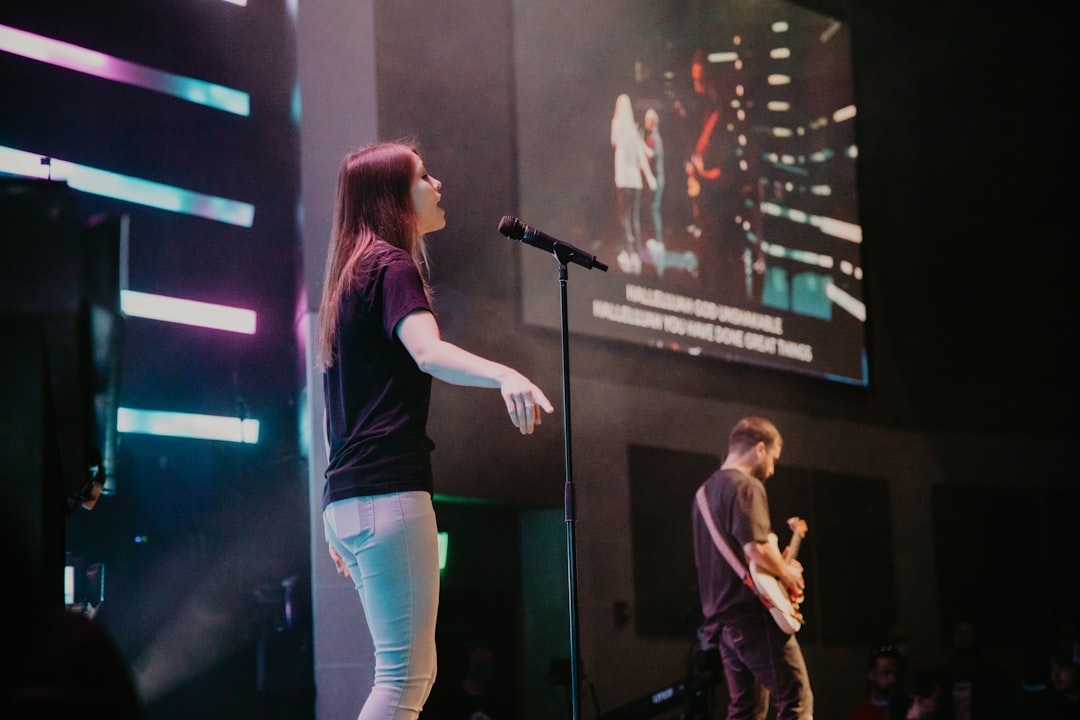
[
  {"xmin": 500, "ymin": 371, "xmax": 554, "ymax": 435},
  {"xmin": 397, "ymin": 310, "xmax": 555, "ymax": 434},
  {"xmin": 328, "ymin": 543, "xmax": 350, "ymax": 579}
]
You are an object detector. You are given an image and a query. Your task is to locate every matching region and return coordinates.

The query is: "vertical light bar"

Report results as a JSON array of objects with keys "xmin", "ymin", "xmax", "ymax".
[
  {"xmin": 437, "ymin": 531, "xmax": 449, "ymax": 571},
  {"xmin": 0, "ymin": 23, "xmax": 249, "ymax": 115},
  {"xmin": 121, "ymin": 290, "xmax": 257, "ymax": 334},
  {"xmin": 64, "ymin": 565, "xmax": 75, "ymax": 605}
]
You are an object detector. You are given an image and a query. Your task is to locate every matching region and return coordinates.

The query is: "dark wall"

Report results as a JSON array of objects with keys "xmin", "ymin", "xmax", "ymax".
[{"xmin": 838, "ymin": 2, "xmax": 1068, "ymax": 435}]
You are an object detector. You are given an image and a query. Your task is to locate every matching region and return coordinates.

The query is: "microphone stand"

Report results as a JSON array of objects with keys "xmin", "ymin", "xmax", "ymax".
[
  {"xmin": 544, "ymin": 243, "xmax": 605, "ymax": 720},
  {"xmin": 499, "ymin": 215, "xmax": 605, "ymax": 719}
]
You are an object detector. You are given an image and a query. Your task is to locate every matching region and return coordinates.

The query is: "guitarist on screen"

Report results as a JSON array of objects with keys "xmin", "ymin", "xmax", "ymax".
[{"xmin": 691, "ymin": 416, "xmax": 813, "ymax": 720}]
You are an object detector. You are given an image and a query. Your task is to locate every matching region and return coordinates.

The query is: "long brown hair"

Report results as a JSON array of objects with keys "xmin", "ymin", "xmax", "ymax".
[{"xmin": 315, "ymin": 141, "xmax": 430, "ymax": 370}]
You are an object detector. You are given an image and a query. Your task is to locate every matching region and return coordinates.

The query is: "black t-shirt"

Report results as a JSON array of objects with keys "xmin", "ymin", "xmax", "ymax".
[
  {"xmin": 692, "ymin": 467, "xmax": 772, "ymax": 642},
  {"xmin": 322, "ymin": 242, "xmax": 435, "ymax": 510}
]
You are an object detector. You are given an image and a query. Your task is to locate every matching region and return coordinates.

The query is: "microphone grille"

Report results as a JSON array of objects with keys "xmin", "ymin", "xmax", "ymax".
[{"xmin": 498, "ymin": 215, "xmax": 524, "ymax": 239}]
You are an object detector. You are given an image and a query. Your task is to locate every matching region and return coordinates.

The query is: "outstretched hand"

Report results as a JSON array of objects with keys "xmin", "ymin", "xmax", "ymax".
[{"xmin": 500, "ymin": 372, "xmax": 555, "ymax": 434}]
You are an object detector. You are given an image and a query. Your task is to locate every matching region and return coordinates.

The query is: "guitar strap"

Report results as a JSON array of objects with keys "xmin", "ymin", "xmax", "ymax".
[
  {"xmin": 695, "ymin": 109, "xmax": 720, "ymax": 156},
  {"xmin": 694, "ymin": 484, "xmax": 768, "ymax": 601}
]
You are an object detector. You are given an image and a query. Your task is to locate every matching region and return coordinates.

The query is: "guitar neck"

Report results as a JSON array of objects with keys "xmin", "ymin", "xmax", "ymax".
[
  {"xmin": 786, "ymin": 533, "xmax": 802, "ymax": 563},
  {"xmin": 784, "ymin": 518, "xmax": 805, "ymax": 563}
]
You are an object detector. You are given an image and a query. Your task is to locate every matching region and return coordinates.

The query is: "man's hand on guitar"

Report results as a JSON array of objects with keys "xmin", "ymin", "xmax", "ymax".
[
  {"xmin": 775, "ymin": 562, "xmax": 805, "ymax": 626},
  {"xmin": 746, "ymin": 516, "xmax": 809, "ymax": 633},
  {"xmin": 781, "ymin": 516, "xmax": 808, "ymax": 601},
  {"xmin": 780, "ymin": 561, "xmax": 805, "ymax": 600},
  {"xmin": 781, "ymin": 518, "xmax": 807, "ymax": 606}
]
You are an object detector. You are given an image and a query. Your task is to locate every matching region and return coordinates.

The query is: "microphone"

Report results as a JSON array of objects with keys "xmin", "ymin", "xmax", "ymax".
[{"xmin": 498, "ymin": 216, "xmax": 608, "ymax": 271}]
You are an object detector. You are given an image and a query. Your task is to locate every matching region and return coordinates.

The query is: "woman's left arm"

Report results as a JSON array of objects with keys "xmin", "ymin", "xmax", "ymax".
[{"xmin": 396, "ymin": 309, "xmax": 554, "ymax": 434}]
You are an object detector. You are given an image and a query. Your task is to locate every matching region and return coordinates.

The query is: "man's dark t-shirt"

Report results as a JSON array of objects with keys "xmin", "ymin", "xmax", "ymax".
[{"xmin": 692, "ymin": 467, "xmax": 772, "ymax": 646}]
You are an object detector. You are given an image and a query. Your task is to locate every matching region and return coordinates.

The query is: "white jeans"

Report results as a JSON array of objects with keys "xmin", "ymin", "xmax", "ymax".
[{"xmin": 324, "ymin": 491, "xmax": 439, "ymax": 720}]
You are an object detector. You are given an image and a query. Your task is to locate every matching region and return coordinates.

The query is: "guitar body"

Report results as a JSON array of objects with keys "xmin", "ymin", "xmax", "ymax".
[
  {"xmin": 748, "ymin": 519, "xmax": 807, "ymax": 634},
  {"xmin": 749, "ymin": 543, "xmax": 802, "ymax": 634}
]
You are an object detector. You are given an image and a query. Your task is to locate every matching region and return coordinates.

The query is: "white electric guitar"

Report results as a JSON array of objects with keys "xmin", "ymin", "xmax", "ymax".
[{"xmin": 748, "ymin": 516, "xmax": 808, "ymax": 634}]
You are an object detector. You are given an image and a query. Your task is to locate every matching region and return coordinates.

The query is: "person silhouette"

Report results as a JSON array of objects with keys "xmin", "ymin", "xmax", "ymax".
[
  {"xmin": 316, "ymin": 142, "xmax": 554, "ymax": 719},
  {"xmin": 611, "ymin": 93, "xmax": 656, "ymax": 274},
  {"xmin": 678, "ymin": 48, "xmax": 748, "ymax": 301},
  {"xmin": 421, "ymin": 639, "xmax": 514, "ymax": 719},
  {"xmin": 692, "ymin": 416, "xmax": 812, "ymax": 719},
  {"xmin": 846, "ymin": 645, "xmax": 905, "ymax": 720},
  {"xmin": 937, "ymin": 618, "xmax": 1012, "ymax": 720}
]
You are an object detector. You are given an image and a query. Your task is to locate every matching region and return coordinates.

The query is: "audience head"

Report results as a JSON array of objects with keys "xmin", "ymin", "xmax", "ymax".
[
  {"xmin": 865, "ymin": 644, "xmax": 904, "ymax": 697},
  {"xmin": 1049, "ymin": 639, "xmax": 1079, "ymax": 695}
]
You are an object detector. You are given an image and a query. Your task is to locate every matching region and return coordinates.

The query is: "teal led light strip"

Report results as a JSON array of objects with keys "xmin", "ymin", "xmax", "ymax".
[
  {"xmin": 0, "ymin": 145, "xmax": 254, "ymax": 227},
  {"xmin": 0, "ymin": 23, "xmax": 249, "ymax": 116},
  {"xmin": 118, "ymin": 407, "xmax": 260, "ymax": 444},
  {"xmin": 121, "ymin": 290, "xmax": 256, "ymax": 334}
]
